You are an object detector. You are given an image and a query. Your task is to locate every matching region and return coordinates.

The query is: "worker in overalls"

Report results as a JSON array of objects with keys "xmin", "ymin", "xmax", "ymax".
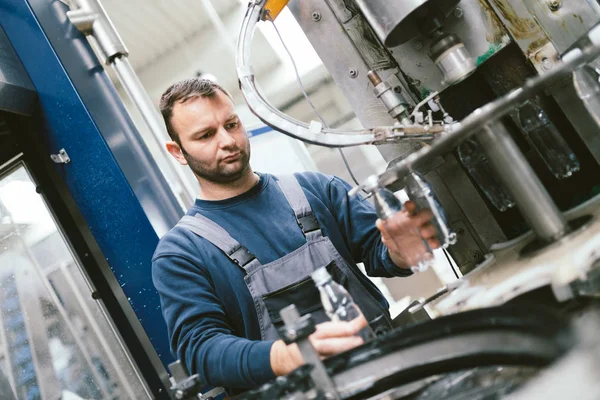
[{"xmin": 152, "ymin": 78, "xmax": 438, "ymax": 393}]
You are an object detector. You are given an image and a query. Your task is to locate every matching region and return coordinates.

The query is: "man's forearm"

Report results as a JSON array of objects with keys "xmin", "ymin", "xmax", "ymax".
[{"xmin": 270, "ymin": 340, "xmax": 303, "ymax": 376}]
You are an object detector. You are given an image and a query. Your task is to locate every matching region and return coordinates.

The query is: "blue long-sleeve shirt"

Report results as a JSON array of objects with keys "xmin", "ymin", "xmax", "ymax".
[{"xmin": 151, "ymin": 172, "xmax": 410, "ymax": 391}]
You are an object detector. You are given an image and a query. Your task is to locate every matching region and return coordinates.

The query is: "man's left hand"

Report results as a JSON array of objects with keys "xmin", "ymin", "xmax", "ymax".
[{"xmin": 375, "ymin": 200, "xmax": 440, "ymax": 269}]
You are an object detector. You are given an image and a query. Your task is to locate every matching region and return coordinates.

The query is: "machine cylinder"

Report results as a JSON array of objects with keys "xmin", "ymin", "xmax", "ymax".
[
  {"xmin": 477, "ymin": 122, "xmax": 568, "ymax": 243},
  {"xmin": 429, "ymin": 33, "xmax": 476, "ymax": 86},
  {"xmin": 354, "ymin": 0, "xmax": 461, "ymax": 47}
]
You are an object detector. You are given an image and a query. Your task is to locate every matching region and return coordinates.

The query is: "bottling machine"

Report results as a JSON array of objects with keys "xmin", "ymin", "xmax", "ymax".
[
  {"xmin": 232, "ymin": 0, "xmax": 600, "ymax": 398},
  {"xmin": 2, "ymin": 0, "xmax": 600, "ymax": 398}
]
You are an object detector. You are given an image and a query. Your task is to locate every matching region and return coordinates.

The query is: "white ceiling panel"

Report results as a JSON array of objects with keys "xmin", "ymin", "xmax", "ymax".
[{"xmin": 101, "ymin": 0, "xmax": 240, "ymax": 70}]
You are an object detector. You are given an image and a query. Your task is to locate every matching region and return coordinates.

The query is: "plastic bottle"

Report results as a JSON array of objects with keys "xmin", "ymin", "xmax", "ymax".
[
  {"xmin": 457, "ymin": 138, "xmax": 516, "ymax": 212},
  {"xmin": 372, "ymin": 182, "xmax": 435, "ymax": 273},
  {"xmin": 311, "ymin": 265, "xmax": 375, "ymax": 341},
  {"xmin": 404, "ymin": 172, "xmax": 457, "ymax": 249},
  {"xmin": 517, "ymin": 99, "xmax": 580, "ymax": 179}
]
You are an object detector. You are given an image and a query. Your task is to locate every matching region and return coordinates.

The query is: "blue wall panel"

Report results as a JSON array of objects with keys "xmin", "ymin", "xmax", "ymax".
[{"xmin": 0, "ymin": 0, "xmax": 174, "ymax": 373}]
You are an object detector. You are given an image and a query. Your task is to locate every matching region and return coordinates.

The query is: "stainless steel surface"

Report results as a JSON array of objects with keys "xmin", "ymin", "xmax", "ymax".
[
  {"xmin": 354, "ymin": 0, "xmax": 461, "ymax": 46},
  {"xmin": 238, "ymin": 3, "xmax": 443, "ymax": 147},
  {"xmin": 366, "ymin": 29, "xmax": 600, "ymax": 190},
  {"xmin": 483, "ymin": 0, "xmax": 555, "ymax": 74},
  {"xmin": 431, "ymin": 194, "xmax": 600, "ymax": 316},
  {"xmin": 289, "ymin": 0, "xmax": 420, "ymax": 159},
  {"xmin": 388, "ymin": 0, "xmax": 510, "ymax": 95},
  {"xmin": 424, "ymin": 168, "xmax": 501, "ymax": 273},
  {"xmin": 432, "ymin": 156, "xmax": 507, "ymax": 251},
  {"xmin": 432, "ymin": 42, "xmax": 476, "ymax": 85},
  {"xmin": 477, "ymin": 122, "xmax": 567, "ymax": 242},
  {"xmin": 67, "ymin": 0, "xmax": 128, "ymax": 63},
  {"xmin": 550, "ymin": 77, "xmax": 600, "ymax": 166},
  {"xmin": 522, "ymin": 0, "xmax": 600, "ymax": 53},
  {"xmin": 373, "ymin": 80, "xmax": 408, "ymax": 120},
  {"xmin": 0, "ymin": 27, "xmax": 36, "ymax": 116},
  {"xmin": 110, "ymin": 56, "xmax": 195, "ymax": 207},
  {"xmin": 289, "ymin": 0, "xmax": 506, "ymax": 272},
  {"xmin": 489, "ymin": 0, "xmax": 600, "ymax": 166},
  {"xmin": 330, "ymin": 4, "xmax": 397, "ymax": 72},
  {"xmin": 543, "ymin": 68, "xmax": 600, "ymax": 167}
]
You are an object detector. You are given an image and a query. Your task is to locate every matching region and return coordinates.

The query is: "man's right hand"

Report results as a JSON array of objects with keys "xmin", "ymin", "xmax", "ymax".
[{"xmin": 270, "ymin": 314, "xmax": 368, "ymax": 376}]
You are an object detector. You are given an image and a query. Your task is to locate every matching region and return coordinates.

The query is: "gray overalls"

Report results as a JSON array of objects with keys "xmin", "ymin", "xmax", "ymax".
[{"xmin": 177, "ymin": 175, "xmax": 392, "ymax": 340}]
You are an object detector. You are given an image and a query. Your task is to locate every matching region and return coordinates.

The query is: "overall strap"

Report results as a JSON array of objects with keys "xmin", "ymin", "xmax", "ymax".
[
  {"xmin": 276, "ymin": 175, "xmax": 322, "ymax": 236},
  {"xmin": 177, "ymin": 214, "xmax": 258, "ymax": 269}
]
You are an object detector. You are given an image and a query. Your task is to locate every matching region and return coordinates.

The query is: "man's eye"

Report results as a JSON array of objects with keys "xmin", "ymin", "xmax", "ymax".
[{"xmin": 225, "ymin": 122, "xmax": 238, "ymax": 130}]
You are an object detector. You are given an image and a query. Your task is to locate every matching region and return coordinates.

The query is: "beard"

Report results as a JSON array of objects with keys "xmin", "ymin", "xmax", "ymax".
[{"xmin": 181, "ymin": 142, "xmax": 251, "ymax": 184}]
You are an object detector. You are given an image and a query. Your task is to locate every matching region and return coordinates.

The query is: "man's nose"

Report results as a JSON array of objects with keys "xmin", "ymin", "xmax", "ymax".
[{"xmin": 217, "ymin": 127, "xmax": 237, "ymax": 148}]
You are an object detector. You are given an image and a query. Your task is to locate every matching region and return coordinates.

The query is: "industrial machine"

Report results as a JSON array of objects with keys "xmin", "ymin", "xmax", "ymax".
[
  {"xmin": 232, "ymin": 0, "xmax": 600, "ymax": 398},
  {"xmin": 2, "ymin": 0, "xmax": 600, "ymax": 398}
]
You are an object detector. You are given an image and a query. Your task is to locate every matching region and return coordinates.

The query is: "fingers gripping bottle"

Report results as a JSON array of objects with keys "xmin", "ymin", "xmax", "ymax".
[
  {"xmin": 403, "ymin": 172, "xmax": 457, "ymax": 250},
  {"xmin": 371, "ymin": 179, "xmax": 436, "ymax": 273},
  {"xmin": 311, "ymin": 265, "xmax": 375, "ymax": 342}
]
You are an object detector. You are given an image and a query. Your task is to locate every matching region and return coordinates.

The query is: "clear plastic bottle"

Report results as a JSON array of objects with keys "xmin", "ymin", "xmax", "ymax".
[
  {"xmin": 372, "ymin": 183, "xmax": 435, "ymax": 273},
  {"xmin": 517, "ymin": 99, "xmax": 580, "ymax": 179},
  {"xmin": 404, "ymin": 172, "xmax": 457, "ymax": 248},
  {"xmin": 457, "ymin": 138, "xmax": 516, "ymax": 212},
  {"xmin": 311, "ymin": 266, "xmax": 375, "ymax": 342}
]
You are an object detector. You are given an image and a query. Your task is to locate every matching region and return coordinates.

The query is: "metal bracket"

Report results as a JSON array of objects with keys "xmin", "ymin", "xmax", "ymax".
[
  {"xmin": 65, "ymin": 0, "xmax": 129, "ymax": 64},
  {"xmin": 50, "ymin": 148, "xmax": 71, "ymax": 164},
  {"xmin": 530, "ymin": 41, "xmax": 561, "ymax": 76},
  {"xmin": 279, "ymin": 305, "xmax": 340, "ymax": 399}
]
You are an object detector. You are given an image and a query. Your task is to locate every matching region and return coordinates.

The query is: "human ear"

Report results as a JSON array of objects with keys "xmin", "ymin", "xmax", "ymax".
[{"xmin": 166, "ymin": 141, "xmax": 188, "ymax": 166}]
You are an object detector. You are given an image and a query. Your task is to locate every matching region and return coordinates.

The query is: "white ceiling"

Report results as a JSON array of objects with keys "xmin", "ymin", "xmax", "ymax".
[
  {"xmin": 96, "ymin": 0, "xmax": 354, "ymax": 128},
  {"xmin": 101, "ymin": 0, "xmax": 240, "ymax": 71}
]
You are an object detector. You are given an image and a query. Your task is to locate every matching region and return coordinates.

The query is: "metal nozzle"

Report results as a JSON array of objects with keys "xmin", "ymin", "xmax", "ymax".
[{"xmin": 367, "ymin": 70, "xmax": 383, "ymax": 86}]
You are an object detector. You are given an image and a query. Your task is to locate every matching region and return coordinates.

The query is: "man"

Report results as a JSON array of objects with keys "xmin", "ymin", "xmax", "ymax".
[{"xmin": 152, "ymin": 78, "xmax": 438, "ymax": 392}]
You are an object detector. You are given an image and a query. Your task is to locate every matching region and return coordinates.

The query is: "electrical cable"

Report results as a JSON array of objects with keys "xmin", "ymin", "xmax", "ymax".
[
  {"xmin": 442, "ymin": 248, "xmax": 461, "ymax": 280},
  {"xmin": 266, "ymin": 13, "xmax": 364, "ymax": 189}
]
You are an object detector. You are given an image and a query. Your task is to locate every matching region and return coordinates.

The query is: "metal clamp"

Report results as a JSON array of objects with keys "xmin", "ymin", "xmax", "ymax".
[
  {"xmin": 168, "ymin": 360, "xmax": 225, "ymax": 400},
  {"xmin": 168, "ymin": 360, "xmax": 203, "ymax": 400},
  {"xmin": 66, "ymin": 0, "xmax": 128, "ymax": 64},
  {"xmin": 279, "ymin": 305, "xmax": 340, "ymax": 399},
  {"xmin": 50, "ymin": 148, "xmax": 71, "ymax": 164}
]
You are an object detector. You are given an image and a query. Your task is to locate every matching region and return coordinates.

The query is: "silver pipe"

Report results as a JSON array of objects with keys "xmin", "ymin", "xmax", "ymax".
[
  {"xmin": 477, "ymin": 122, "xmax": 567, "ymax": 242},
  {"xmin": 111, "ymin": 56, "xmax": 196, "ymax": 207},
  {"xmin": 66, "ymin": 0, "xmax": 193, "ymax": 228},
  {"xmin": 67, "ymin": 0, "xmax": 128, "ymax": 64}
]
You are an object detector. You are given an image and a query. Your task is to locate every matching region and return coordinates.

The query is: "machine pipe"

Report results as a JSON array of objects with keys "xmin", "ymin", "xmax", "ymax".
[
  {"xmin": 68, "ymin": 0, "xmax": 196, "ymax": 208},
  {"xmin": 477, "ymin": 122, "xmax": 568, "ymax": 242},
  {"xmin": 354, "ymin": 0, "xmax": 460, "ymax": 47},
  {"xmin": 111, "ymin": 55, "xmax": 195, "ymax": 206}
]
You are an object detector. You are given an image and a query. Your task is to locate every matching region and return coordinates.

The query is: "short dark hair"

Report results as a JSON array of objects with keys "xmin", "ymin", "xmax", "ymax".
[{"xmin": 159, "ymin": 78, "xmax": 233, "ymax": 144}]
